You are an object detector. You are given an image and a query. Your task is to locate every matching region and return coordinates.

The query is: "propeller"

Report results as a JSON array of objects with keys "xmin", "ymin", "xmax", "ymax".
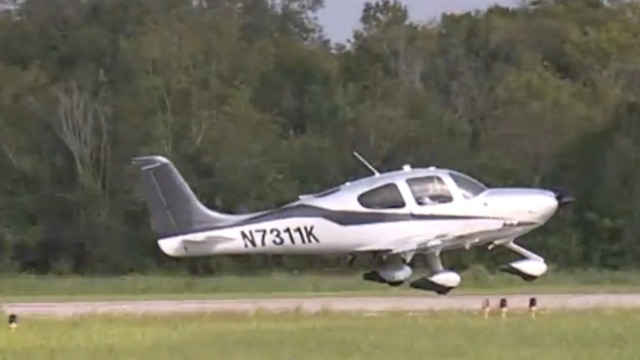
[{"xmin": 553, "ymin": 190, "xmax": 575, "ymax": 207}]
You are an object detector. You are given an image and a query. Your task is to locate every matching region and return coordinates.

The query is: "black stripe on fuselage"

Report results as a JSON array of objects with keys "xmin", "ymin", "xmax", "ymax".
[
  {"xmin": 159, "ymin": 204, "xmax": 534, "ymax": 238},
  {"xmin": 241, "ymin": 204, "xmax": 489, "ymax": 225}
]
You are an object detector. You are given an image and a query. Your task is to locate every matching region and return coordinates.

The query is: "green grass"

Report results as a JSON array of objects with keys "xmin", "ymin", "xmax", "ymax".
[
  {"xmin": 1, "ymin": 310, "xmax": 639, "ymax": 359},
  {"xmin": 2, "ymin": 267, "xmax": 640, "ymax": 302}
]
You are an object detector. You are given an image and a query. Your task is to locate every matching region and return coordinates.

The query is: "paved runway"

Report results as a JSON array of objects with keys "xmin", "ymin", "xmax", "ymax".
[{"xmin": 5, "ymin": 293, "xmax": 640, "ymax": 317}]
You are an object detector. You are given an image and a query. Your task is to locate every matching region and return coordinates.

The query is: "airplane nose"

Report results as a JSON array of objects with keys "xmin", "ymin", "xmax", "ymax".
[
  {"xmin": 533, "ymin": 189, "xmax": 574, "ymax": 222},
  {"xmin": 480, "ymin": 188, "xmax": 573, "ymax": 223},
  {"xmin": 511, "ymin": 190, "xmax": 559, "ymax": 223},
  {"xmin": 540, "ymin": 192, "xmax": 559, "ymax": 218}
]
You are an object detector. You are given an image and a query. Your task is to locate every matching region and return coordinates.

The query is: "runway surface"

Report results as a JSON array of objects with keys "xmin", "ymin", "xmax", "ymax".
[{"xmin": 5, "ymin": 293, "xmax": 640, "ymax": 317}]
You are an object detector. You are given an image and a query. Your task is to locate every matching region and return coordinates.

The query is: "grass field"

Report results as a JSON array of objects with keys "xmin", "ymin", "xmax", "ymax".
[
  {"xmin": 1, "ymin": 310, "xmax": 638, "ymax": 359},
  {"xmin": 2, "ymin": 267, "xmax": 640, "ymax": 301}
]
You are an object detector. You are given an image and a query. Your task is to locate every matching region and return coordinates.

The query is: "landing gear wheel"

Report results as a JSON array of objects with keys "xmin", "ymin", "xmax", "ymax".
[
  {"xmin": 496, "ymin": 242, "xmax": 548, "ymax": 282},
  {"xmin": 362, "ymin": 270, "xmax": 386, "ymax": 284},
  {"xmin": 436, "ymin": 287, "xmax": 453, "ymax": 295},
  {"xmin": 362, "ymin": 261, "xmax": 413, "ymax": 286},
  {"xmin": 499, "ymin": 265, "xmax": 538, "ymax": 282},
  {"xmin": 409, "ymin": 252, "xmax": 461, "ymax": 295},
  {"xmin": 409, "ymin": 277, "xmax": 455, "ymax": 295}
]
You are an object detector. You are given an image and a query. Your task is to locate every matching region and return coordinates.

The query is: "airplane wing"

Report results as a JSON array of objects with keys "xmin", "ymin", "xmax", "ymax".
[{"xmin": 354, "ymin": 219, "xmax": 505, "ymax": 254}]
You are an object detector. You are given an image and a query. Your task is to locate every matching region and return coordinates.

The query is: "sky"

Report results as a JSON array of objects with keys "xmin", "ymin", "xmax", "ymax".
[{"xmin": 316, "ymin": 0, "xmax": 519, "ymax": 43}]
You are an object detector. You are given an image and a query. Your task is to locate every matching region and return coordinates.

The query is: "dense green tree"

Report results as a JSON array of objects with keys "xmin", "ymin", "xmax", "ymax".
[{"xmin": 0, "ymin": 0, "xmax": 639, "ymax": 274}]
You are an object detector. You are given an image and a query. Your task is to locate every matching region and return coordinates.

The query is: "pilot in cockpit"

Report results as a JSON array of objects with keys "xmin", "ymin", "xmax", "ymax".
[{"xmin": 408, "ymin": 176, "xmax": 453, "ymax": 205}]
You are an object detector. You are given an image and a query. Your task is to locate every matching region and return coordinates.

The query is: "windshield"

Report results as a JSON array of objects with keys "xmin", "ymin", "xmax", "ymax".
[
  {"xmin": 448, "ymin": 171, "xmax": 487, "ymax": 199},
  {"xmin": 312, "ymin": 186, "xmax": 341, "ymax": 198}
]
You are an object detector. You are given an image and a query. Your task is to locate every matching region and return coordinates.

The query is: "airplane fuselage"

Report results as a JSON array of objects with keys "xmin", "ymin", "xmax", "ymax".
[{"xmin": 157, "ymin": 202, "xmax": 545, "ymax": 258}]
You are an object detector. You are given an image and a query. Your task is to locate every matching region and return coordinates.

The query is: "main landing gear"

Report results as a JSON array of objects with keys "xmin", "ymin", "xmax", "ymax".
[
  {"xmin": 361, "ymin": 251, "xmax": 415, "ymax": 287},
  {"xmin": 360, "ymin": 250, "xmax": 461, "ymax": 295},
  {"xmin": 409, "ymin": 251, "xmax": 461, "ymax": 295},
  {"xmin": 359, "ymin": 239, "xmax": 547, "ymax": 295}
]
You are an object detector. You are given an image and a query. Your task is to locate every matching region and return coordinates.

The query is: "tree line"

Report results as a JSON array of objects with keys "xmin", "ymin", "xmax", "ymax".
[{"xmin": 0, "ymin": 0, "xmax": 639, "ymax": 275}]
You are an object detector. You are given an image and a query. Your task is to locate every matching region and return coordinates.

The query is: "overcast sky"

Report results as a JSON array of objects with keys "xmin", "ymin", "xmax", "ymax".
[{"xmin": 316, "ymin": 0, "xmax": 519, "ymax": 43}]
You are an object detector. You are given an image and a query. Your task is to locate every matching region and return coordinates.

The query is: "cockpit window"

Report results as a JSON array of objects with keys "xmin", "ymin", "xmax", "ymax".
[
  {"xmin": 357, "ymin": 183, "xmax": 406, "ymax": 209},
  {"xmin": 406, "ymin": 176, "xmax": 453, "ymax": 205},
  {"xmin": 448, "ymin": 171, "xmax": 487, "ymax": 199}
]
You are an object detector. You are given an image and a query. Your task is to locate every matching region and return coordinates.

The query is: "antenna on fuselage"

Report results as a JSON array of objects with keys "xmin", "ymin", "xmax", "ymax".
[{"xmin": 352, "ymin": 151, "xmax": 380, "ymax": 176}]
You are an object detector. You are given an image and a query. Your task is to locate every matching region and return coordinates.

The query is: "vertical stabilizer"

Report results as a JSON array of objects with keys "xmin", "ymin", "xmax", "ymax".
[{"xmin": 131, "ymin": 156, "xmax": 243, "ymax": 238}]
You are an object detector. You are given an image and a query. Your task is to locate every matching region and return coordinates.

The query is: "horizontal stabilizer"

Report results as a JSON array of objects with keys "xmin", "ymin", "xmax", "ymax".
[
  {"xmin": 181, "ymin": 235, "xmax": 236, "ymax": 244},
  {"xmin": 158, "ymin": 234, "xmax": 236, "ymax": 257}
]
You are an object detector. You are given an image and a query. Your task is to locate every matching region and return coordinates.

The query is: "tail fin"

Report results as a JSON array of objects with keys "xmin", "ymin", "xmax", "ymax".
[{"xmin": 131, "ymin": 155, "xmax": 242, "ymax": 238}]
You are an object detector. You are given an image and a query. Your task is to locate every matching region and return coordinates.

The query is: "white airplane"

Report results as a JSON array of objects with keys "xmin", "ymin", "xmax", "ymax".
[{"xmin": 131, "ymin": 153, "xmax": 573, "ymax": 295}]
